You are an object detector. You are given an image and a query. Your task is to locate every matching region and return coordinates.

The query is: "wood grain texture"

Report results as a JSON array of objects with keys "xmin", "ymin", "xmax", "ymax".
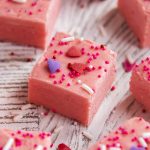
[{"xmin": 0, "ymin": 0, "xmax": 150, "ymax": 150}]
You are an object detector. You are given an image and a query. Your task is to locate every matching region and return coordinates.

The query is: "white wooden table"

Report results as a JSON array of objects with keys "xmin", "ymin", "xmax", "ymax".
[{"xmin": 0, "ymin": 0, "xmax": 150, "ymax": 150}]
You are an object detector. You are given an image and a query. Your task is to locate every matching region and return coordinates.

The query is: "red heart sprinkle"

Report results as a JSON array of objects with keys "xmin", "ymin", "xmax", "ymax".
[
  {"xmin": 57, "ymin": 143, "xmax": 71, "ymax": 150},
  {"xmin": 66, "ymin": 46, "xmax": 82, "ymax": 57},
  {"xmin": 68, "ymin": 63, "xmax": 87, "ymax": 74}
]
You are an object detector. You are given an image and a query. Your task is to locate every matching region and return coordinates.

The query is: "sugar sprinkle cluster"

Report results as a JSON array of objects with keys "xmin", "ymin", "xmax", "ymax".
[
  {"xmin": 0, "ymin": 130, "xmax": 52, "ymax": 150},
  {"xmin": 134, "ymin": 57, "xmax": 150, "ymax": 81},
  {"xmin": 46, "ymin": 34, "xmax": 113, "ymax": 95},
  {"xmin": 97, "ymin": 118, "xmax": 150, "ymax": 150},
  {"xmin": 4, "ymin": 0, "xmax": 43, "ymax": 16}
]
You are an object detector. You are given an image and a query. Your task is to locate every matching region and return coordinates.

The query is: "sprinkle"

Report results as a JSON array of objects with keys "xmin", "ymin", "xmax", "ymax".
[
  {"xmin": 130, "ymin": 146, "xmax": 145, "ymax": 150},
  {"xmin": 48, "ymin": 59, "xmax": 61, "ymax": 74},
  {"xmin": 21, "ymin": 104, "xmax": 34, "ymax": 110},
  {"xmin": 54, "ymin": 126, "xmax": 64, "ymax": 134},
  {"xmin": 61, "ymin": 37, "xmax": 75, "ymax": 42},
  {"xmin": 111, "ymin": 86, "xmax": 116, "ymax": 91},
  {"xmin": 57, "ymin": 143, "xmax": 71, "ymax": 150},
  {"xmin": 109, "ymin": 148, "xmax": 121, "ymax": 150},
  {"xmin": 77, "ymin": 80, "xmax": 82, "ymax": 84},
  {"xmin": 68, "ymin": 63, "xmax": 87, "ymax": 74},
  {"xmin": 3, "ymin": 138, "xmax": 14, "ymax": 150},
  {"xmin": 88, "ymin": 65, "xmax": 94, "ymax": 69},
  {"xmin": 98, "ymin": 144, "xmax": 106, "ymax": 150},
  {"xmin": 82, "ymin": 131, "xmax": 93, "ymax": 140},
  {"xmin": 122, "ymin": 58, "xmax": 135, "ymax": 72},
  {"xmin": 66, "ymin": 46, "xmax": 82, "ymax": 57},
  {"xmin": 142, "ymin": 132, "xmax": 150, "ymax": 138},
  {"xmin": 81, "ymin": 83, "xmax": 94, "ymax": 95},
  {"xmin": 35, "ymin": 145, "xmax": 43, "ymax": 150},
  {"xmin": 12, "ymin": 0, "xmax": 27, "ymax": 3},
  {"xmin": 80, "ymin": 37, "xmax": 84, "ymax": 41},
  {"xmin": 138, "ymin": 137, "xmax": 148, "ymax": 148}
]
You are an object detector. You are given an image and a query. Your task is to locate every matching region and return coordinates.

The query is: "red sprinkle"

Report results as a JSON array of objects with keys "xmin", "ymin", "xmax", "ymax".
[
  {"xmin": 57, "ymin": 143, "xmax": 71, "ymax": 150},
  {"xmin": 111, "ymin": 86, "xmax": 116, "ymax": 91},
  {"xmin": 122, "ymin": 59, "xmax": 136, "ymax": 73}
]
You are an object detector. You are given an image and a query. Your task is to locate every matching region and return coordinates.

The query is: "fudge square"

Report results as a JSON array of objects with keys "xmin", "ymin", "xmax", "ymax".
[
  {"xmin": 0, "ymin": 128, "xmax": 51, "ymax": 150},
  {"xmin": 130, "ymin": 57, "xmax": 150, "ymax": 111},
  {"xmin": 0, "ymin": 0, "xmax": 61, "ymax": 49},
  {"xmin": 89, "ymin": 117, "xmax": 150, "ymax": 150},
  {"xmin": 118, "ymin": 0, "xmax": 150, "ymax": 48},
  {"xmin": 28, "ymin": 32, "xmax": 117, "ymax": 125}
]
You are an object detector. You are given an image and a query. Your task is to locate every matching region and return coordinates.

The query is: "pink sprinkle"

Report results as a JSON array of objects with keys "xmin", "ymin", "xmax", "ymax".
[
  {"xmin": 50, "ymin": 43, "xmax": 53, "ymax": 47},
  {"xmin": 15, "ymin": 138, "xmax": 22, "ymax": 147},
  {"xmin": 28, "ymin": 11, "xmax": 33, "ymax": 15},
  {"xmin": 98, "ymin": 75, "xmax": 101, "ymax": 78},
  {"xmin": 111, "ymin": 86, "xmax": 116, "ymax": 91},
  {"xmin": 67, "ymin": 83, "xmax": 71, "ymax": 86},
  {"xmin": 53, "ymin": 81, "xmax": 57, "ymax": 84},
  {"xmin": 105, "ymin": 60, "xmax": 109, "ymax": 64},
  {"xmin": 122, "ymin": 59, "xmax": 136, "ymax": 72}
]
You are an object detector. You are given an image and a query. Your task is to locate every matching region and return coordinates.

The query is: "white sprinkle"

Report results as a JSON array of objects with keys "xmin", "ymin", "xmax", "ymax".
[
  {"xmin": 3, "ymin": 138, "xmax": 14, "ymax": 150},
  {"xmin": 142, "ymin": 132, "xmax": 150, "ymax": 138},
  {"xmin": 77, "ymin": 80, "xmax": 82, "ymax": 84},
  {"xmin": 82, "ymin": 131, "xmax": 93, "ymax": 140},
  {"xmin": 12, "ymin": 0, "xmax": 27, "ymax": 3},
  {"xmin": 116, "ymin": 143, "xmax": 121, "ymax": 147},
  {"xmin": 81, "ymin": 83, "xmax": 94, "ymax": 95},
  {"xmin": 61, "ymin": 37, "xmax": 75, "ymax": 42},
  {"xmin": 99, "ymin": 144, "xmax": 106, "ymax": 150},
  {"xmin": 54, "ymin": 126, "xmax": 63, "ymax": 134},
  {"xmin": 138, "ymin": 137, "xmax": 148, "ymax": 148},
  {"xmin": 88, "ymin": 65, "xmax": 93, "ymax": 69},
  {"xmin": 125, "ymin": 53, "xmax": 134, "ymax": 64},
  {"xmin": 35, "ymin": 145, "xmax": 43, "ymax": 150},
  {"xmin": 21, "ymin": 104, "xmax": 34, "ymax": 110},
  {"xmin": 13, "ymin": 114, "xmax": 23, "ymax": 121},
  {"xmin": 109, "ymin": 147, "xmax": 121, "ymax": 150},
  {"xmin": 80, "ymin": 37, "xmax": 84, "ymax": 41}
]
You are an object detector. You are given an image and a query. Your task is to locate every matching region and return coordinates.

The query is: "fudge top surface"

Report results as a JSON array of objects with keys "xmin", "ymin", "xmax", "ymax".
[
  {"xmin": 30, "ymin": 32, "xmax": 116, "ymax": 98},
  {"xmin": 0, "ymin": 129, "xmax": 51, "ymax": 150},
  {"xmin": 136, "ymin": 0, "xmax": 150, "ymax": 13},
  {"xmin": 0, "ymin": 0, "xmax": 54, "ymax": 22},
  {"xmin": 133, "ymin": 57, "xmax": 150, "ymax": 82},
  {"xmin": 90, "ymin": 117, "xmax": 150, "ymax": 150}
]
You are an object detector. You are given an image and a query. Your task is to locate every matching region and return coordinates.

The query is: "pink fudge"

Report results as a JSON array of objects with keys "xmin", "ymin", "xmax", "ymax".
[
  {"xmin": 28, "ymin": 32, "xmax": 117, "ymax": 125},
  {"xmin": 89, "ymin": 117, "xmax": 150, "ymax": 150},
  {"xmin": 118, "ymin": 0, "xmax": 150, "ymax": 48},
  {"xmin": 130, "ymin": 57, "xmax": 150, "ymax": 111},
  {"xmin": 0, "ymin": 0, "xmax": 61, "ymax": 49},
  {"xmin": 0, "ymin": 129, "xmax": 51, "ymax": 150}
]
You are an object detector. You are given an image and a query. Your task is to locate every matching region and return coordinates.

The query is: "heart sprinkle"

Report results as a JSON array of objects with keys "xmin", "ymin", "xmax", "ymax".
[
  {"xmin": 130, "ymin": 146, "xmax": 145, "ymax": 150},
  {"xmin": 48, "ymin": 59, "xmax": 61, "ymax": 74},
  {"xmin": 57, "ymin": 143, "xmax": 71, "ymax": 150},
  {"xmin": 68, "ymin": 63, "xmax": 87, "ymax": 74},
  {"xmin": 66, "ymin": 46, "xmax": 82, "ymax": 57}
]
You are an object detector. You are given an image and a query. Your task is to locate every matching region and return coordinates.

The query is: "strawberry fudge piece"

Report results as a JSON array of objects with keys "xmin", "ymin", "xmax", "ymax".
[
  {"xmin": 89, "ymin": 117, "xmax": 150, "ymax": 150},
  {"xmin": 0, "ymin": 129, "xmax": 51, "ymax": 150},
  {"xmin": 0, "ymin": 0, "xmax": 61, "ymax": 49},
  {"xmin": 28, "ymin": 32, "xmax": 117, "ymax": 125},
  {"xmin": 130, "ymin": 57, "xmax": 150, "ymax": 111},
  {"xmin": 118, "ymin": 0, "xmax": 150, "ymax": 47}
]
